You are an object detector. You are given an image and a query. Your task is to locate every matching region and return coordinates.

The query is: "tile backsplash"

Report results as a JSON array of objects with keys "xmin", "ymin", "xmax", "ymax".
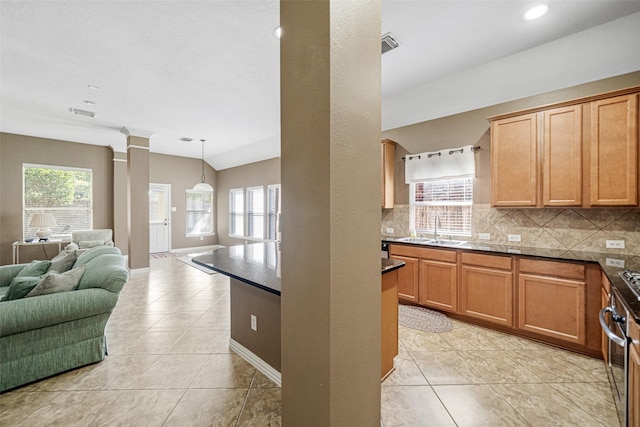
[{"xmin": 382, "ymin": 204, "xmax": 640, "ymax": 256}]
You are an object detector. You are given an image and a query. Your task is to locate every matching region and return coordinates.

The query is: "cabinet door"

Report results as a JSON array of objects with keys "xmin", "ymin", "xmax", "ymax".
[
  {"xmin": 490, "ymin": 113, "xmax": 538, "ymax": 207},
  {"xmin": 589, "ymin": 93, "xmax": 638, "ymax": 206},
  {"xmin": 381, "ymin": 140, "xmax": 395, "ymax": 209},
  {"xmin": 460, "ymin": 265, "xmax": 513, "ymax": 327},
  {"xmin": 391, "ymin": 255, "xmax": 419, "ymax": 303},
  {"xmin": 543, "ymin": 105, "xmax": 582, "ymax": 206},
  {"xmin": 601, "ymin": 287, "xmax": 610, "ymax": 363},
  {"xmin": 518, "ymin": 273, "xmax": 586, "ymax": 345},
  {"xmin": 630, "ymin": 344, "xmax": 640, "ymax": 427},
  {"xmin": 419, "ymin": 260, "xmax": 457, "ymax": 313}
]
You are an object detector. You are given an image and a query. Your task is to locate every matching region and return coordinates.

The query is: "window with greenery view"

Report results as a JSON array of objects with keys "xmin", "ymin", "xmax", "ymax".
[
  {"xmin": 410, "ymin": 177, "xmax": 473, "ymax": 237},
  {"xmin": 23, "ymin": 164, "xmax": 92, "ymax": 239},
  {"xmin": 185, "ymin": 190, "xmax": 214, "ymax": 236}
]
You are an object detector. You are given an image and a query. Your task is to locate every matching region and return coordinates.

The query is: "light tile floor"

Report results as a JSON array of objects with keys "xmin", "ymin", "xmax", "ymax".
[{"xmin": 0, "ymin": 256, "xmax": 620, "ymax": 426}]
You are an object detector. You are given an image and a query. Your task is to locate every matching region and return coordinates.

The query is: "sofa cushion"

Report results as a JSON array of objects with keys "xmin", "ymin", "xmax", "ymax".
[
  {"xmin": 0, "ymin": 265, "xmax": 26, "ymax": 288},
  {"xmin": 6, "ymin": 276, "xmax": 43, "ymax": 300},
  {"xmin": 73, "ymin": 246, "xmax": 121, "ymax": 268},
  {"xmin": 78, "ymin": 240, "xmax": 105, "ymax": 249},
  {"xmin": 0, "ymin": 286, "xmax": 8, "ymax": 302},
  {"xmin": 16, "ymin": 260, "xmax": 51, "ymax": 278},
  {"xmin": 25, "ymin": 266, "xmax": 86, "ymax": 298},
  {"xmin": 77, "ymin": 255, "xmax": 128, "ymax": 293},
  {"xmin": 47, "ymin": 250, "xmax": 77, "ymax": 273}
]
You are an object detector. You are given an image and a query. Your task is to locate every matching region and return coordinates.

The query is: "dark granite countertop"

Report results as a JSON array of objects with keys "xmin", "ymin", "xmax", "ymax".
[
  {"xmin": 192, "ymin": 242, "xmax": 407, "ymax": 296},
  {"xmin": 382, "ymin": 258, "xmax": 405, "ymax": 274},
  {"xmin": 383, "ymin": 236, "xmax": 640, "ymax": 323}
]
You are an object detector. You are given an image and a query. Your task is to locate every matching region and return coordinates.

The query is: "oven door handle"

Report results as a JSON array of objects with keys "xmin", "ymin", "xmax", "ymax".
[{"xmin": 599, "ymin": 307, "xmax": 626, "ymax": 347}]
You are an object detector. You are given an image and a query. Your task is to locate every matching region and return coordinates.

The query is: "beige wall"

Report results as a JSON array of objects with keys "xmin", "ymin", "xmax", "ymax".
[
  {"xmin": 0, "ymin": 133, "xmax": 218, "ymax": 265},
  {"xmin": 149, "ymin": 152, "xmax": 218, "ymax": 250},
  {"xmin": 216, "ymin": 157, "xmax": 280, "ymax": 247},
  {"xmin": 0, "ymin": 133, "xmax": 114, "ymax": 265}
]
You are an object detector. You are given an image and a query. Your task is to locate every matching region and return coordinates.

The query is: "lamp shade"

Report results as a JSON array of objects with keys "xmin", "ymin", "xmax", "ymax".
[
  {"xmin": 29, "ymin": 213, "xmax": 57, "ymax": 240},
  {"xmin": 192, "ymin": 182, "xmax": 214, "ymax": 192},
  {"xmin": 29, "ymin": 213, "xmax": 57, "ymax": 228}
]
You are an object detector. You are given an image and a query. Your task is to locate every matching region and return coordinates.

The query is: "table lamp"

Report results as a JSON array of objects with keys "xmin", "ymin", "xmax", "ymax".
[{"xmin": 29, "ymin": 213, "xmax": 57, "ymax": 241}]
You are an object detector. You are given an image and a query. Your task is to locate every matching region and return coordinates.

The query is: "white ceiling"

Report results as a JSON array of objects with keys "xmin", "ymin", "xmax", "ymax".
[{"xmin": 2, "ymin": 1, "xmax": 640, "ymax": 170}]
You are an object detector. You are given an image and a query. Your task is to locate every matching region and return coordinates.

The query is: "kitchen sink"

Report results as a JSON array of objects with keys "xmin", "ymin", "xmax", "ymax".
[
  {"xmin": 396, "ymin": 237, "xmax": 468, "ymax": 247},
  {"xmin": 423, "ymin": 239, "xmax": 468, "ymax": 247}
]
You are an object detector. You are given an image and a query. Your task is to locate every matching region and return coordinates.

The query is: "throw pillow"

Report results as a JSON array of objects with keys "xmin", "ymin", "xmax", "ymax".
[
  {"xmin": 25, "ymin": 265, "xmax": 86, "ymax": 298},
  {"xmin": 6, "ymin": 276, "xmax": 43, "ymax": 300},
  {"xmin": 65, "ymin": 242, "xmax": 79, "ymax": 253},
  {"xmin": 78, "ymin": 240, "xmax": 104, "ymax": 249},
  {"xmin": 48, "ymin": 250, "xmax": 77, "ymax": 273},
  {"xmin": 15, "ymin": 260, "xmax": 51, "ymax": 278}
]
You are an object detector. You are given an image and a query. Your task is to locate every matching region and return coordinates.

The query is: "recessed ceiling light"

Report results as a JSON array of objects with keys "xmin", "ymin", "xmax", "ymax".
[
  {"xmin": 274, "ymin": 26, "xmax": 282, "ymax": 39},
  {"xmin": 83, "ymin": 100, "xmax": 96, "ymax": 105},
  {"xmin": 87, "ymin": 84, "xmax": 101, "ymax": 90},
  {"xmin": 524, "ymin": 4, "xmax": 549, "ymax": 20},
  {"xmin": 69, "ymin": 108, "xmax": 95, "ymax": 117}
]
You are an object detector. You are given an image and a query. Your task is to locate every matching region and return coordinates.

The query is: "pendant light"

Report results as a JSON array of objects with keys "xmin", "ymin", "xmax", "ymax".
[{"xmin": 193, "ymin": 139, "xmax": 214, "ymax": 192}]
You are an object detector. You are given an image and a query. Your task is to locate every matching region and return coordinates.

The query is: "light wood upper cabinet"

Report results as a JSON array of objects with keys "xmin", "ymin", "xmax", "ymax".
[
  {"xmin": 489, "ymin": 87, "xmax": 639, "ymax": 208},
  {"xmin": 589, "ymin": 93, "xmax": 638, "ymax": 206},
  {"xmin": 543, "ymin": 105, "xmax": 583, "ymax": 206},
  {"xmin": 490, "ymin": 113, "xmax": 538, "ymax": 207},
  {"xmin": 381, "ymin": 139, "xmax": 395, "ymax": 209}
]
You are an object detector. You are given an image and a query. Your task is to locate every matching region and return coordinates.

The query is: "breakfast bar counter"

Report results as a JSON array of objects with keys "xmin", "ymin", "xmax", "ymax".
[{"xmin": 192, "ymin": 242, "xmax": 405, "ymax": 383}]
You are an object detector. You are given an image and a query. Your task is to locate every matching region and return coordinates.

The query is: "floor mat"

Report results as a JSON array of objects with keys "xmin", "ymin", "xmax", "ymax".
[{"xmin": 398, "ymin": 304, "xmax": 453, "ymax": 333}]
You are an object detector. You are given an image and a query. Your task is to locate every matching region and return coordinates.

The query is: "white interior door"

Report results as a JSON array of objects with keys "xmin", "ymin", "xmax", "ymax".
[{"xmin": 149, "ymin": 184, "xmax": 170, "ymax": 253}]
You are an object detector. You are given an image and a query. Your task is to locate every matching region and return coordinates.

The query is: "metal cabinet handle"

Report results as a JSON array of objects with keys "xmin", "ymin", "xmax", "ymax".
[{"xmin": 599, "ymin": 307, "xmax": 626, "ymax": 347}]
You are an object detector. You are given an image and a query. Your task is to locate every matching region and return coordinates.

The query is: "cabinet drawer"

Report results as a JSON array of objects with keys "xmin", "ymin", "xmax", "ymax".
[
  {"xmin": 389, "ymin": 244, "xmax": 457, "ymax": 263},
  {"xmin": 518, "ymin": 258, "xmax": 585, "ymax": 280},
  {"xmin": 462, "ymin": 252, "xmax": 512, "ymax": 270}
]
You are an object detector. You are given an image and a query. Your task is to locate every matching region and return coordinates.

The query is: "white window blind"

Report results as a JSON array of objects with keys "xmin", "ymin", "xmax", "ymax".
[
  {"xmin": 23, "ymin": 164, "xmax": 92, "ymax": 239},
  {"xmin": 410, "ymin": 177, "xmax": 473, "ymax": 236},
  {"xmin": 267, "ymin": 185, "xmax": 281, "ymax": 241},
  {"xmin": 229, "ymin": 189, "xmax": 244, "ymax": 236},
  {"xmin": 185, "ymin": 190, "xmax": 213, "ymax": 236},
  {"xmin": 247, "ymin": 187, "xmax": 264, "ymax": 239}
]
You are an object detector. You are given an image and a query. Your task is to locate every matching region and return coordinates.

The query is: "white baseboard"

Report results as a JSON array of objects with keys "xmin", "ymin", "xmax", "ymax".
[{"xmin": 229, "ymin": 338, "xmax": 281, "ymax": 387}]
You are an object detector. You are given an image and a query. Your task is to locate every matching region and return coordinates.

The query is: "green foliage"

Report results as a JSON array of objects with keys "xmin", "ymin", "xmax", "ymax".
[{"xmin": 24, "ymin": 167, "xmax": 91, "ymax": 208}]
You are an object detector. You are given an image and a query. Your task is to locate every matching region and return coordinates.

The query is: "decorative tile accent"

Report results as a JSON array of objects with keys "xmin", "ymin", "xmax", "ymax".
[{"xmin": 383, "ymin": 203, "xmax": 640, "ymax": 255}]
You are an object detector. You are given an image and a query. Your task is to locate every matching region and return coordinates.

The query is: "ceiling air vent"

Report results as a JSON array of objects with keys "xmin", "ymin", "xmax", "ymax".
[
  {"xmin": 69, "ymin": 108, "xmax": 95, "ymax": 118},
  {"xmin": 381, "ymin": 32, "xmax": 399, "ymax": 54},
  {"xmin": 180, "ymin": 137, "xmax": 193, "ymax": 142}
]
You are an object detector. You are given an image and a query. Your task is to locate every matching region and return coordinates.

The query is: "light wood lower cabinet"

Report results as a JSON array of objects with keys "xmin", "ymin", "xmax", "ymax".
[
  {"xmin": 391, "ymin": 255, "xmax": 419, "ymax": 303},
  {"xmin": 388, "ymin": 243, "xmax": 601, "ymax": 355},
  {"xmin": 518, "ymin": 259, "xmax": 587, "ymax": 345},
  {"xmin": 381, "ymin": 269, "xmax": 399, "ymax": 380},
  {"xmin": 460, "ymin": 252, "xmax": 513, "ymax": 327},
  {"xmin": 630, "ymin": 344, "xmax": 640, "ymax": 427},
  {"xmin": 419, "ymin": 259, "xmax": 457, "ymax": 313}
]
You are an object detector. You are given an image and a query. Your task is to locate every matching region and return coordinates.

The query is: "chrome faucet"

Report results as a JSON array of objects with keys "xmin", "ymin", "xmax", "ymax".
[{"xmin": 434, "ymin": 214, "xmax": 442, "ymax": 241}]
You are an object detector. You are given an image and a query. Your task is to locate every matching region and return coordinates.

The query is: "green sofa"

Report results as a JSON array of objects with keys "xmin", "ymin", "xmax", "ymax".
[{"xmin": 0, "ymin": 246, "xmax": 128, "ymax": 392}]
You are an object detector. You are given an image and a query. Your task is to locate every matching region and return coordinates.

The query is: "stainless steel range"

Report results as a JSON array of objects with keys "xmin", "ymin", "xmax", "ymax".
[
  {"xmin": 620, "ymin": 270, "xmax": 640, "ymax": 301},
  {"xmin": 601, "ymin": 269, "xmax": 640, "ymax": 427}
]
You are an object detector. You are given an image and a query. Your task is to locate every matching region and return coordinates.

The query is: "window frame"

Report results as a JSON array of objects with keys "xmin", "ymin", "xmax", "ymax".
[
  {"xmin": 267, "ymin": 184, "xmax": 281, "ymax": 241},
  {"xmin": 409, "ymin": 177, "xmax": 473, "ymax": 237},
  {"xmin": 246, "ymin": 186, "xmax": 265, "ymax": 239},
  {"xmin": 229, "ymin": 188, "xmax": 245, "ymax": 237},
  {"xmin": 22, "ymin": 163, "xmax": 93, "ymax": 239},
  {"xmin": 185, "ymin": 189, "xmax": 215, "ymax": 237}
]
